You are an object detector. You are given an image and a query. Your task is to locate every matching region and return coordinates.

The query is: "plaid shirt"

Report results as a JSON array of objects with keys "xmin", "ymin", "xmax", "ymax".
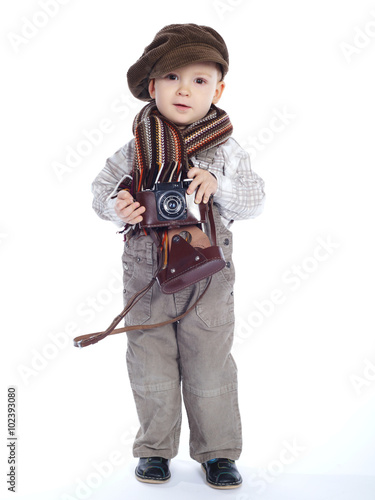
[{"xmin": 91, "ymin": 137, "xmax": 265, "ymax": 228}]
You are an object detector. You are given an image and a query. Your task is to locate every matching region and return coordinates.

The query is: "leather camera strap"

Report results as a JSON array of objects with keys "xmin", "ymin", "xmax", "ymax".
[
  {"xmin": 73, "ymin": 200, "xmax": 217, "ymax": 349},
  {"xmin": 73, "ymin": 275, "xmax": 211, "ymax": 348}
]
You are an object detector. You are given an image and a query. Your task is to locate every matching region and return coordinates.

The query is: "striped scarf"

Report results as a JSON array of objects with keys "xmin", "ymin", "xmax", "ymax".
[{"xmin": 118, "ymin": 100, "xmax": 233, "ymax": 195}]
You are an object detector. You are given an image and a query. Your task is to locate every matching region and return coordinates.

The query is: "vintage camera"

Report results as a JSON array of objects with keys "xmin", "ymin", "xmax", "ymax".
[
  {"xmin": 136, "ymin": 179, "xmax": 208, "ymax": 228},
  {"xmin": 153, "ymin": 180, "xmax": 192, "ymax": 221}
]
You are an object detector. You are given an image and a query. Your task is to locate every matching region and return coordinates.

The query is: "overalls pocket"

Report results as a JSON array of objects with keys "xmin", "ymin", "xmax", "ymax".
[{"xmin": 122, "ymin": 236, "xmax": 155, "ymax": 326}]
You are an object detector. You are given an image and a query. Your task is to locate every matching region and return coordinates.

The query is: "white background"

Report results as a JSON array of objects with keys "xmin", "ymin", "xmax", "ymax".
[{"xmin": 1, "ymin": 0, "xmax": 375, "ymax": 498}]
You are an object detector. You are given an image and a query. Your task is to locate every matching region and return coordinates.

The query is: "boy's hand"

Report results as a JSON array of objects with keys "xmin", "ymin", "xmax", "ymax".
[
  {"xmin": 114, "ymin": 190, "xmax": 146, "ymax": 224},
  {"xmin": 186, "ymin": 168, "xmax": 217, "ymax": 204}
]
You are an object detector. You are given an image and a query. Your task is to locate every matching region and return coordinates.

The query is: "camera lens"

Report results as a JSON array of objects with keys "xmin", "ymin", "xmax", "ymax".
[
  {"xmin": 167, "ymin": 199, "xmax": 178, "ymax": 211},
  {"xmin": 158, "ymin": 191, "xmax": 185, "ymax": 220}
]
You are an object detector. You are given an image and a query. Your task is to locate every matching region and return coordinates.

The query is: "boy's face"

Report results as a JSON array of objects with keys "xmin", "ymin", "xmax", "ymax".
[{"xmin": 148, "ymin": 61, "xmax": 225, "ymax": 129}]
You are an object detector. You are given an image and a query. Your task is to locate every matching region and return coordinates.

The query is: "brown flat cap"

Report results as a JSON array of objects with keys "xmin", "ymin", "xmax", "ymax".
[{"xmin": 127, "ymin": 23, "xmax": 229, "ymax": 101}]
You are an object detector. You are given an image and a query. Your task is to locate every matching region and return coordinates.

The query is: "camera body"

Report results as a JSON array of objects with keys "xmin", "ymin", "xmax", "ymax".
[
  {"xmin": 153, "ymin": 180, "xmax": 192, "ymax": 222},
  {"xmin": 136, "ymin": 180, "xmax": 208, "ymax": 228}
]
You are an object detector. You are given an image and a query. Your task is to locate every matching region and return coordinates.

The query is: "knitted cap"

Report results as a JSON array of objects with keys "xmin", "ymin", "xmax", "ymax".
[{"xmin": 127, "ymin": 24, "xmax": 229, "ymax": 101}]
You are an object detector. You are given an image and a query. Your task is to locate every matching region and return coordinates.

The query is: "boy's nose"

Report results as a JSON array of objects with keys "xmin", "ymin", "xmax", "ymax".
[{"xmin": 177, "ymin": 85, "xmax": 190, "ymax": 97}]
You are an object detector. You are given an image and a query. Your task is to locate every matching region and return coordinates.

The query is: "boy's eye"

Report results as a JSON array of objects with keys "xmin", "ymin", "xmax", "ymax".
[
  {"xmin": 195, "ymin": 78, "xmax": 206, "ymax": 84},
  {"xmin": 166, "ymin": 74, "xmax": 178, "ymax": 80}
]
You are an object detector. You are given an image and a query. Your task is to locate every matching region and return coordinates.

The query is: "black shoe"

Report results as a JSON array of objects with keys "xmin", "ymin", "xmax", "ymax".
[
  {"xmin": 202, "ymin": 458, "xmax": 242, "ymax": 489},
  {"xmin": 135, "ymin": 457, "xmax": 171, "ymax": 484}
]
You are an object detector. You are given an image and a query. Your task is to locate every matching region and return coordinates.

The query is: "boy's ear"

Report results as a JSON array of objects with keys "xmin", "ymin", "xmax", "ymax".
[
  {"xmin": 148, "ymin": 79, "xmax": 156, "ymax": 99},
  {"xmin": 212, "ymin": 81, "xmax": 225, "ymax": 105}
]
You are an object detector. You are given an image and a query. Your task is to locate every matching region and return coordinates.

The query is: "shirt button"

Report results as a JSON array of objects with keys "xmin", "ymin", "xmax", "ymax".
[
  {"xmin": 136, "ymin": 257, "xmax": 141, "ymax": 263},
  {"xmin": 226, "ymin": 261, "xmax": 231, "ymax": 268},
  {"xmin": 224, "ymin": 238, "xmax": 230, "ymax": 246},
  {"xmin": 124, "ymin": 264, "xmax": 129, "ymax": 271}
]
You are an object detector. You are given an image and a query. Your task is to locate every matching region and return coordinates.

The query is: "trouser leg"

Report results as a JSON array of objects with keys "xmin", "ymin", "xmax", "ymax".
[
  {"xmin": 123, "ymin": 234, "xmax": 182, "ymax": 459},
  {"xmin": 126, "ymin": 322, "xmax": 182, "ymax": 459},
  {"xmin": 175, "ymin": 273, "xmax": 242, "ymax": 464}
]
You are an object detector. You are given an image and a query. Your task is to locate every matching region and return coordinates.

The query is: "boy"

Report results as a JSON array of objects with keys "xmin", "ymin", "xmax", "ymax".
[{"xmin": 91, "ymin": 24, "xmax": 265, "ymax": 489}]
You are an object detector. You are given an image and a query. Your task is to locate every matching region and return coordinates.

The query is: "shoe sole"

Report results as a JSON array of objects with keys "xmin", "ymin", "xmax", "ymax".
[
  {"xmin": 135, "ymin": 472, "xmax": 171, "ymax": 484},
  {"xmin": 201, "ymin": 464, "xmax": 242, "ymax": 490}
]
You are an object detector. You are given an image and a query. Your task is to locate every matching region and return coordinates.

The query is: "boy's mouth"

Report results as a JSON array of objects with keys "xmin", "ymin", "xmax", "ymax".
[{"xmin": 174, "ymin": 103, "xmax": 191, "ymax": 110}]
